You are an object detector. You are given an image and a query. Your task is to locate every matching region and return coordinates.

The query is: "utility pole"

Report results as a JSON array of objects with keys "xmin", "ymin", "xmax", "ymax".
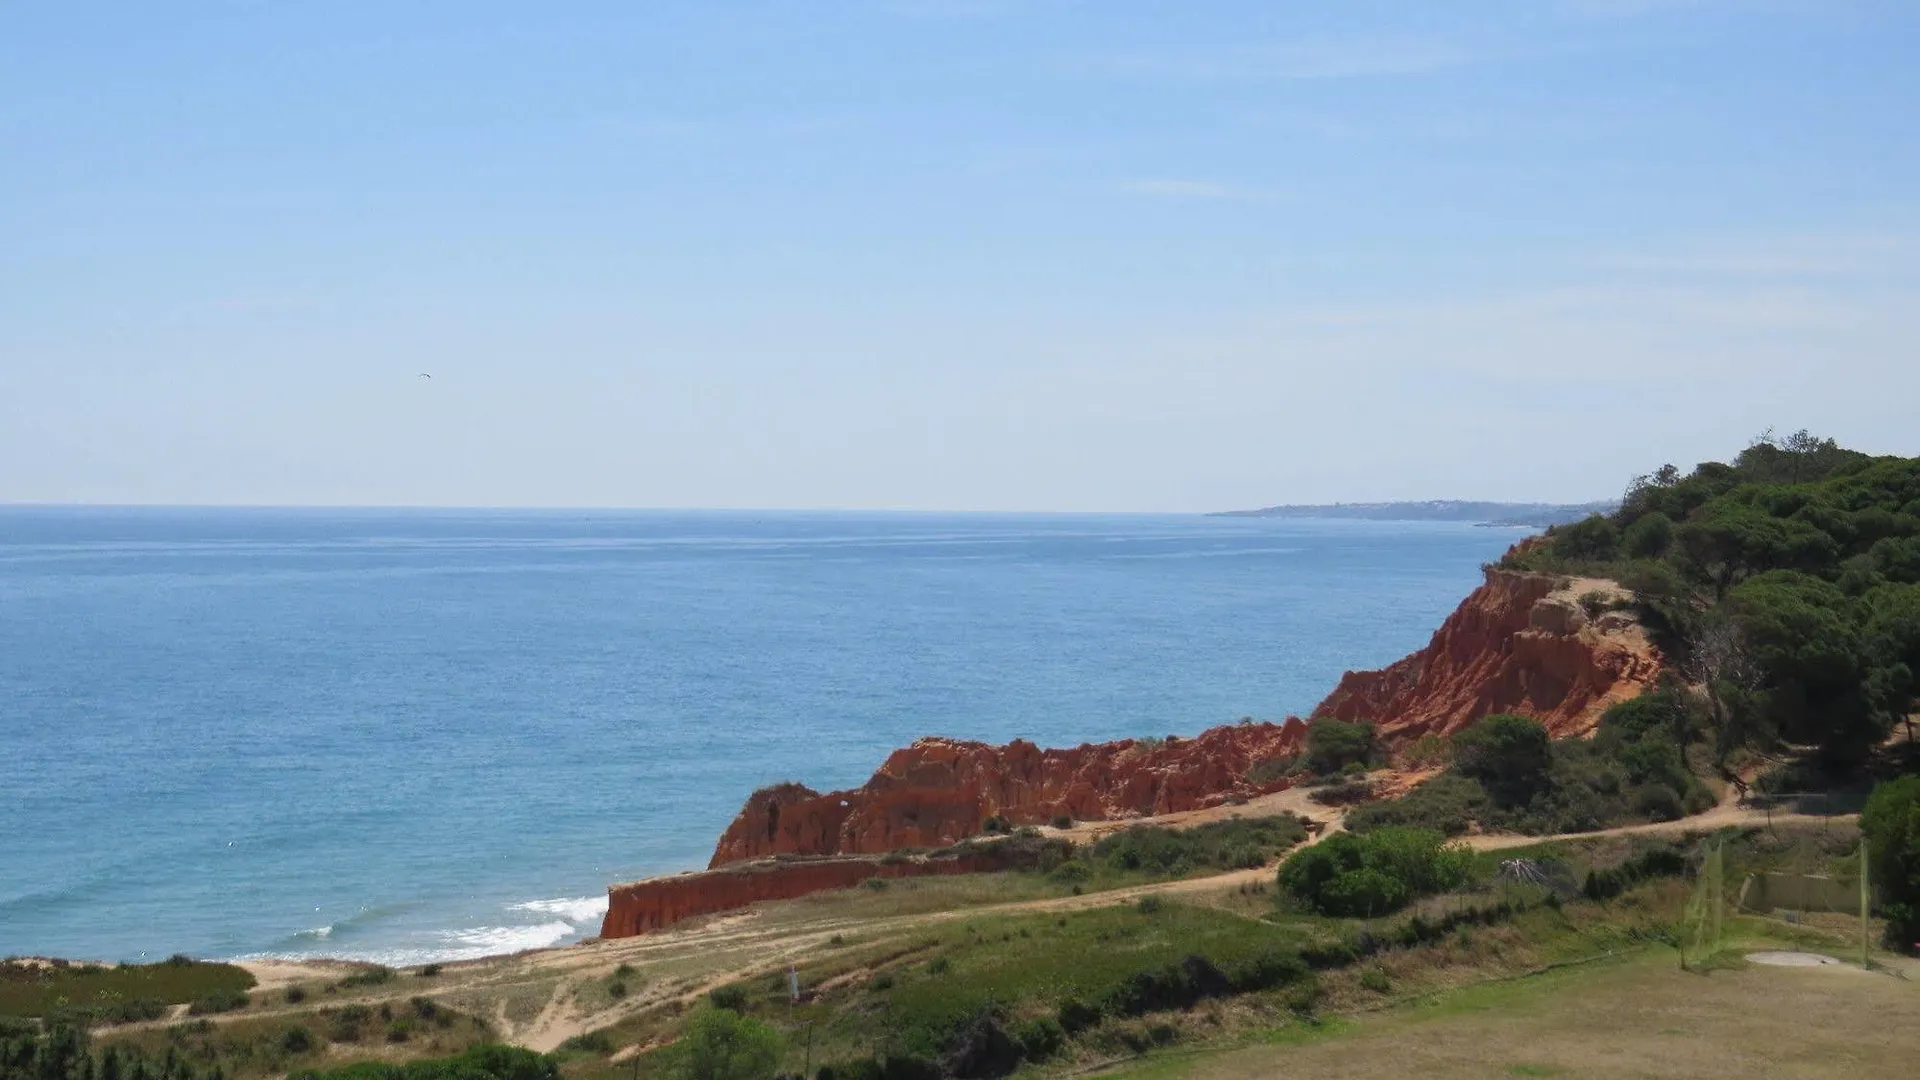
[
  {"xmin": 803, "ymin": 1021, "xmax": 814, "ymax": 1080},
  {"xmin": 1861, "ymin": 842, "xmax": 1872, "ymax": 970}
]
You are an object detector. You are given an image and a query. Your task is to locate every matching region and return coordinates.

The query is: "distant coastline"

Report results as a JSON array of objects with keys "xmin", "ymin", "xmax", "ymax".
[{"xmin": 1209, "ymin": 499, "xmax": 1614, "ymax": 528}]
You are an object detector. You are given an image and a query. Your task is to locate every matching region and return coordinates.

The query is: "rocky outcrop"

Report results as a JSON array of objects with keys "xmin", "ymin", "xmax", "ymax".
[
  {"xmin": 601, "ymin": 845, "xmax": 1040, "ymax": 938},
  {"xmin": 1310, "ymin": 568, "xmax": 1661, "ymax": 745},
  {"xmin": 708, "ymin": 720, "xmax": 1309, "ymax": 867}
]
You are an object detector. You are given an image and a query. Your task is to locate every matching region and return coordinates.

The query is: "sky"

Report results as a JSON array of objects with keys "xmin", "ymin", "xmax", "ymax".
[{"xmin": 2, "ymin": 1, "xmax": 1917, "ymax": 512}]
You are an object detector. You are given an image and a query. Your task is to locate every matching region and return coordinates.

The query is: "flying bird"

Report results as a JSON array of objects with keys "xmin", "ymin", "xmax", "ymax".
[{"xmin": 417, "ymin": 373, "xmax": 432, "ymax": 379}]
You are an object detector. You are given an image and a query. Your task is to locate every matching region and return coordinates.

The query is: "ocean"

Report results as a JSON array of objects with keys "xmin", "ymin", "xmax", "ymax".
[{"xmin": 0, "ymin": 509, "xmax": 1519, "ymax": 965}]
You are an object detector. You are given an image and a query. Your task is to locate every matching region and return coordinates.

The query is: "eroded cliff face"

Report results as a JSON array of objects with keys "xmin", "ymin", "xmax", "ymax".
[
  {"xmin": 708, "ymin": 720, "xmax": 1310, "ymax": 867},
  {"xmin": 1310, "ymin": 568, "xmax": 1662, "ymax": 744},
  {"xmin": 601, "ymin": 846, "xmax": 1033, "ymax": 938},
  {"xmin": 598, "ymin": 561, "xmax": 1666, "ymax": 939}
]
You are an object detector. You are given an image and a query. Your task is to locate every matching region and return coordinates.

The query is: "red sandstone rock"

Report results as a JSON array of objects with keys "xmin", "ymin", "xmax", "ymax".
[
  {"xmin": 601, "ymin": 848, "xmax": 1026, "ymax": 938},
  {"xmin": 1310, "ymin": 567, "xmax": 1662, "ymax": 744},
  {"xmin": 708, "ymin": 720, "xmax": 1310, "ymax": 867}
]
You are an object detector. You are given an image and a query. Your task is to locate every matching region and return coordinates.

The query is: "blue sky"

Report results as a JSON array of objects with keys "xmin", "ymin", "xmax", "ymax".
[{"xmin": 3, "ymin": 1, "xmax": 1916, "ymax": 510}]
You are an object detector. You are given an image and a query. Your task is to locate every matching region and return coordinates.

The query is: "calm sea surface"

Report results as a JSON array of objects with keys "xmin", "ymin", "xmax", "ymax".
[{"xmin": 0, "ymin": 509, "xmax": 1519, "ymax": 964}]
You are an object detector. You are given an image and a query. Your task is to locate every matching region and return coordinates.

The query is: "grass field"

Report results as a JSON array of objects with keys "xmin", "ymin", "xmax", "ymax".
[{"xmin": 1105, "ymin": 951, "xmax": 1920, "ymax": 1080}]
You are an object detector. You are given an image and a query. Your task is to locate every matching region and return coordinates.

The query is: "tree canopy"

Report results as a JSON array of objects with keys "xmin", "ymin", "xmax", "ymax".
[{"xmin": 1509, "ymin": 431, "xmax": 1920, "ymax": 773}]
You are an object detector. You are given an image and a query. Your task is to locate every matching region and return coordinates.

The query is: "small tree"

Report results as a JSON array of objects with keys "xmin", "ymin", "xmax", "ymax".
[
  {"xmin": 1862, "ymin": 777, "xmax": 1920, "ymax": 954},
  {"xmin": 1452, "ymin": 715, "xmax": 1552, "ymax": 806},
  {"xmin": 1305, "ymin": 721, "xmax": 1375, "ymax": 775},
  {"xmin": 681, "ymin": 1008, "xmax": 783, "ymax": 1080}
]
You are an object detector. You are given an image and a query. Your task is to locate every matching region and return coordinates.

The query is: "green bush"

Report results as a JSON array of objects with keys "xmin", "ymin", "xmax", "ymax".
[
  {"xmin": 337, "ymin": 967, "xmax": 395, "ymax": 990},
  {"xmin": 680, "ymin": 1008, "xmax": 783, "ymax": 1080},
  {"xmin": 558, "ymin": 1031, "xmax": 615, "ymax": 1055},
  {"xmin": 1011, "ymin": 1016, "xmax": 1064, "ymax": 1061},
  {"xmin": 1862, "ymin": 776, "xmax": 1920, "ymax": 953},
  {"xmin": 1454, "ymin": 715, "xmax": 1553, "ymax": 805},
  {"xmin": 282, "ymin": 1026, "xmax": 316, "ymax": 1054},
  {"xmin": 709, "ymin": 986, "xmax": 749, "ymax": 1012},
  {"xmin": 1305, "ymin": 721, "xmax": 1376, "ymax": 775},
  {"xmin": 1223, "ymin": 949, "xmax": 1310, "ymax": 993},
  {"xmin": 1051, "ymin": 815, "xmax": 1073, "ymax": 830},
  {"xmin": 1278, "ymin": 827, "xmax": 1471, "ymax": 917},
  {"xmin": 1055, "ymin": 997, "xmax": 1101, "ymax": 1035},
  {"xmin": 186, "ymin": 988, "xmax": 249, "ymax": 1015}
]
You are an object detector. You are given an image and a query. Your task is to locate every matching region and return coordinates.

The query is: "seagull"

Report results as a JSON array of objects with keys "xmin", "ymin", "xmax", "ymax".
[{"xmin": 417, "ymin": 373, "xmax": 432, "ymax": 379}]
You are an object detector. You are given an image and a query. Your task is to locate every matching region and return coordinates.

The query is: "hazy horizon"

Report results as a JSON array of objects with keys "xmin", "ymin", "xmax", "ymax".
[{"xmin": 5, "ymin": 2, "xmax": 1917, "ymax": 512}]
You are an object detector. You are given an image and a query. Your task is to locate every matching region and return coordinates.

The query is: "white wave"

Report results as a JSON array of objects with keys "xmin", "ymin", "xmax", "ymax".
[
  {"xmin": 443, "ymin": 920, "xmax": 578, "ymax": 956},
  {"xmin": 508, "ymin": 896, "xmax": 607, "ymax": 925},
  {"xmin": 293, "ymin": 924, "xmax": 333, "ymax": 940}
]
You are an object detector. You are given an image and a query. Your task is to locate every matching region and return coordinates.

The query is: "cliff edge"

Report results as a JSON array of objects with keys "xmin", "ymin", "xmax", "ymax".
[
  {"xmin": 1310, "ymin": 567, "xmax": 1661, "ymax": 744},
  {"xmin": 708, "ymin": 720, "xmax": 1309, "ymax": 867}
]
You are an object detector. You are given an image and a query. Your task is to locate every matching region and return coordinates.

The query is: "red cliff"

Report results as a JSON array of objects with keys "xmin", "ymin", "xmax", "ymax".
[
  {"xmin": 708, "ymin": 720, "xmax": 1310, "ymax": 867},
  {"xmin": 602, "ymin": 845, "xmax": 1039, "ymax": 938},
  {"xmin": 1310, "ymin": 568, "xmax": 1662, "ymax": 744}
]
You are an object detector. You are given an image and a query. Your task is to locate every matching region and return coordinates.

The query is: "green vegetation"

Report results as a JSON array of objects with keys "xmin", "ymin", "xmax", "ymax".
[
  {"xmin": 3, "ymin": 1021, "xmax": 228, "ymax": 1080},
  {"xmin": 1350, "ymin": 699, "xmax": 1715, "ymax": 838},
  {"xmin": 334, "ymin": 968, "xmax": 396, "ymax": 991},
  {"xmin": 674, "ymin": 1009, "xmax": 782, "ymax": 1080},
  {"xmin": 286, "ymin": 1046, "xmax": 557, "ymax": 1080},
  {"xmin": 1089, "ymin": 816, "xmax": 1310, "ymax": 877},
  {"xmin": 593, "ymin": 829, "xmax": 1720, "ymax": 1080},
  {"xmin": 1507, "ymin": 431, "xmax": 1920, "ymax": 777},
  {"xmin": 0, "ymin": 957, "xmax": 254, "ymax": 1025},
  {"xmin": 1862, "ymin": 775, "xmax": 1920, "ymax": 951},
  {"xmin": 1304, "ymin": 721, "xmax": 1377, "ymax": 776},
  {"xmin": 1277, "ymin": 828, "xmax": 1471, "ymax": 917}
]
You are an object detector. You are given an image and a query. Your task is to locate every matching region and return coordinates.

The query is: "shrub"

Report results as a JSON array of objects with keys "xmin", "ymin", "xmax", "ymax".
[
  {"xmin": 337, "ymin": 967, "xmax": 395, "ymax": 990},
  {"xmin": 1056, "ymin": 997, "xmax": 1101, "ymax": 1035},
  {"xmin": 1135, "ymin": 895, "xmax": 1164, "ymax": 915},
  {"xmin": 1278, "ymin": 827, "xmax": 1471, "ymax": 917},
  {"xmin": 1862, "ymin": 776, "xmax": 1920, "ymax": 953},
  {"xmin": 186, "ymin": 989, "xmax": 248, "ymax": 1015},
  {"xmin": 1051, "ymin": 815, "xmax": 1073, "ymax": 830},
  {"xmin": 1305, "ymin": 721, "xmax": 1376, "ymax": 775},
  {"xmin": 868, "ymin": 974, "xmax": 895, "ymax": 992},
  {"xmin": 1359, "ymin": 967, "xmax": 1392, "ymax": 994},
  {"xmin": 1098, "ymin": 957, "xmax": 1229, "ymax": 1017},
  {"xmin": 1011, "ymin": 1017, "xmax": 1064, "ymax": 1061},
  {"xmin": 926, "ymin": 958, "xmax": 951, "ymax": 976},
  {"xmin": 281, "ymin": 1026, "xmax": 315, "ymax": 1054},
  {"xmin": 708, "ymin": 986, "xmax": 749, "ymax": 1013},
  {"xmin": 982, "ymin": 815, "xmax": 1012, "ymax": 835},
  {"xmin": 1583, "ymin": 845, "xmax": 1688, "ymax": 902},
  {"xmin": 417, "ymin": 964, "xmax": 442, "ymax": 978},
  {"xmin": 1224, "ymin": 949, "xmax": 1309, "ymax": 993},
  {"xmin": 607, "ymin": 980, "xmax": 628, "ymax": 1000},
  {"xmin": 559, "ymin": 1031, "xmax": 615, "ymax": 1055},
  {"xmin": 680, "ymin": 1008, "xmax": 783, "ymax": 1080},
  {"xmin": 284, "ymin": 986, "xmax": 308, "ymax": 1005},
  {"xmin": 1453, "ymin": 715, "xmax": 1553, "ymax": 805}
]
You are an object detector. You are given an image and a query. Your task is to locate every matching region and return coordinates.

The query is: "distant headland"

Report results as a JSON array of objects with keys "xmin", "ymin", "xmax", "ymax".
[{"xmin": 1209, "ymin": 499, "xmax": 1616, "ymax": 527}]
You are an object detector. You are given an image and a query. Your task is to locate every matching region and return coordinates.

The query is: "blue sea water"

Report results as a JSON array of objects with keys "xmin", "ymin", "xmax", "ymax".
[{"xmin": 0, "ymin": 509, "xmax": 1520, "ymax": 965}]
